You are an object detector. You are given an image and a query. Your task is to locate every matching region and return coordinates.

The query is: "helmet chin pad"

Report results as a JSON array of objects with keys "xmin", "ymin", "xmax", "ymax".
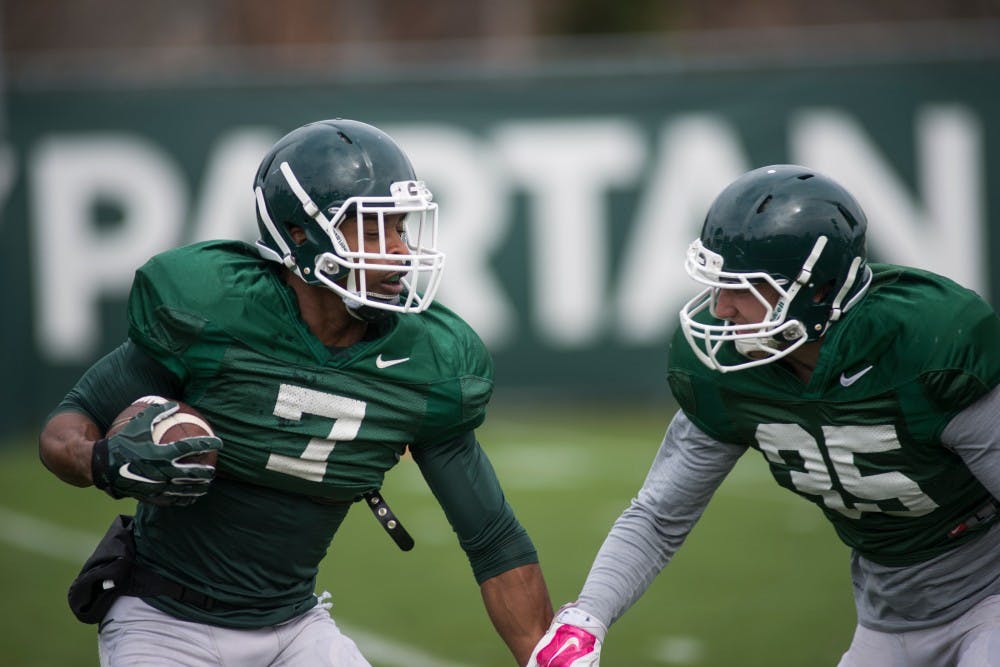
[
  {"xmin": 340, "ymin": 269, "xmax": 403, "ymax": 319},
  {"xmin": 343, "ymin": 297, "xmax": 397, "ymax": 323},
  {"xmin": 734, "ymin": 335, "xmax": 786, "ymax": 359}
]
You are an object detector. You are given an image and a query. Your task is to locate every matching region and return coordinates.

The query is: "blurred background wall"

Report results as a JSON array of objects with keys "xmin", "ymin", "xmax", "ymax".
[
  {"xmin": 7, "ymin": 0, "xmax": 1000, "ymax": 79},
  {"xmin": 2, "ymin": 1, "xmax": 1000, "ymax": 440}
]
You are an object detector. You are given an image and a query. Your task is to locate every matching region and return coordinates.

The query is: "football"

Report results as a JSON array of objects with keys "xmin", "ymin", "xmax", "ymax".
[{"xmin": 107, "ymin": 395, "xmax": 219, "ymax": 466}]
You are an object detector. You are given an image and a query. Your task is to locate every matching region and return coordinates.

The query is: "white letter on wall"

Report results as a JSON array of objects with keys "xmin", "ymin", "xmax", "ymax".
[
  {"xmin": 30, "ymin": 135, "xmax": 186, "ymax": 361},
  {"xmin": 389, "ymin": 125, "xmax": 515, "ymax": 347},
  {"xmin": 190, "ymin": 128, "xmax": 279, "ymax": 244},
  {"xmin": 494, "ymin": 119, "xmax": 645, "ymax": 347},
  {"xmin": 616, "ymin": 116, "xmax": 749, "ymax": 343},
  {"xmin": 792, "ymin": 106, "xmax": 985, "ymax": 296}
]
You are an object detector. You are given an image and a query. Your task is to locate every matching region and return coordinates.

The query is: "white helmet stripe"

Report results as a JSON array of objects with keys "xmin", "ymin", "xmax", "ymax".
[
  {"xmin": 255, "ymin": 186, "xmax": 296, "ymax": 267},
  {"xmin": 795, "ymin": 235, "xmax": 828, "ymax": 285},
  {"xmin": 279, "ymin": 161, "xmax": 332, "ymax": 232}
]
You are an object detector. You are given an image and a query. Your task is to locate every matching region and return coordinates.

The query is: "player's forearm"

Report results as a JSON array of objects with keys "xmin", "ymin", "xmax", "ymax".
[
  {"xmin": 38, "ymin": 411, "xmax": 100, "ymax": 487},
  {"xmin": 480, "ymin": 563, "xmax": 553, "ymax": 665},
  {"xmin": 577, "ymin": 412, "xmax": 746, "ymax": 625}
]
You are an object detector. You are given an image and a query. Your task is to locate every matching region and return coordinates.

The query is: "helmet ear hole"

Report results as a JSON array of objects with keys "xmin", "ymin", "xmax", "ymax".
[
  {"xmin": 813, "ymin": 279, "xmax": 836, "ymax": 304},
  {"xmin": 287, "ymin": 225, "xmax": 307, "ymax": 246}
]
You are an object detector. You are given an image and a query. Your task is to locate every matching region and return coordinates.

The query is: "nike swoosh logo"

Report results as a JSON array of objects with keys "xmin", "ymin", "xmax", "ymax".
[
  {"xmin": 376, "ymin": 354, "xmax": 410, "ymax": 369},
  {"xmin": 840, "ymin": 365, "xmax": 874, "ymax": 387},
  {"xmin": 552, "ymin": 637, "xmax": 581, "ymax": 659},
  {"xmin": 117, "ymin": 463, "xmax": 162, "ymax": 484}
]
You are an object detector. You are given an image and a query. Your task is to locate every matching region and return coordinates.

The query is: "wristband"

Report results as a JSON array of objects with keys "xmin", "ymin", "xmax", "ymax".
[{"xmin": 90, "ymin": 438, "xmax": 124, "ymax": 499}]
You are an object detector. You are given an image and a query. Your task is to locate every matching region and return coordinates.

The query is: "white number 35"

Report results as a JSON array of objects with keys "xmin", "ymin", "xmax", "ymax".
[{"xmin": 756, "ymin": 423, "xmax": 938, "ymax": 518}]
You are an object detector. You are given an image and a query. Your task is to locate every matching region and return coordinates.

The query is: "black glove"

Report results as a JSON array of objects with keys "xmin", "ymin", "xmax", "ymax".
[{"xmin": 91, "ymin": 401, "xmax": 222, "ymax": 506}]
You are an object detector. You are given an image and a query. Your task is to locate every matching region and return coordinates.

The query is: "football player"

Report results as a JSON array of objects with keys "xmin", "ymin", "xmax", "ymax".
[
  {"xmin": 39, "ymin": 118, "xmax": 553, "ymax": 666},
  {"xmin": 529, "ymin": 165, "xmax": 1000, "ymax": 666}
]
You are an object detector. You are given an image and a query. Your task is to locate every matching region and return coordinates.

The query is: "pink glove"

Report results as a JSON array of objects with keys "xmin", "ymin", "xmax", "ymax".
[{"xmin": 527, "ymin": 606, "xmax": 607, "ymax": 667}]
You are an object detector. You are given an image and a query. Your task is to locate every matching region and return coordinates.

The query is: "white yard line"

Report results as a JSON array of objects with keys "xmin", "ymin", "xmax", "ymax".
[
  {"xmin": 651, "ymin": 636, "xmax": 706, "ymax": 664},
  {"xmin": 0, "ymin": 506, "xmax": 475, "ymax": 667},
  {"xmin": 342, "ymin": 626, "xmax": 474, "ymax": 667},
  {"xmin": 0, "ymin": 506, "xmax": 99, "ymax": 561}
]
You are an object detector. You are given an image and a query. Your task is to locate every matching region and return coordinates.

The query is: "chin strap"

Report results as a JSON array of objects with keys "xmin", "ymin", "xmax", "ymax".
[
  {"xmin": 829, "ymin": 261, "xmax": 872, "ymax": 323},
  {"xmin": 255, "ymin": 190, "xmax": 298, "ymax": 271},
  {"xmin": 734, "ymin": 336, "xmax": 783, "ymax": 358},
  {"xmin": 343, "ymin": 298, "xmax": 395, "ymax": 323},
  {"xmin": 363, "ymin": 490, "xmax": 414, "ymax": 551}
]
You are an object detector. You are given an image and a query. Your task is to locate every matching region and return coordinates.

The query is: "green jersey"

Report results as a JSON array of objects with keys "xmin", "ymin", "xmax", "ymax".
[
  {"xmin": 121, "ymin": 241, "xmax": 514, "ymax": 627},
  {"xmin": 667, "ymin": 264, "xmax": 1000, "ymax": 566}
]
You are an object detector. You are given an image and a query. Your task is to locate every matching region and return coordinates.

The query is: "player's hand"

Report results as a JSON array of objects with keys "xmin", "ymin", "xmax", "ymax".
[
  {"xmin": 527, "ymin": 605, "xmax": 606, "ymax": 667},
  {"xmin": 91, "ymin": 400, "xmax": 222, "ymax": 506}
]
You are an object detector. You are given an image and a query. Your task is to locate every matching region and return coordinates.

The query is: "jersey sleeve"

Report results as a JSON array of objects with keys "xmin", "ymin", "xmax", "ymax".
[
  {"xmin": 917, "ymin": 293, "xmax": 1000, "ymax": 417},
  {"xmin": 411, "ymin": 430, "xmax": 538, "ymax": 584},
  {"xmin": 126, "ymin": 242, "xmax": 267, "ymax": 387},
  {"xmin": 125, "ymin": 253, "xmax": 210, "ymax": 382},
  {"xmin": 412, "ymin": 306, "xmax": 495, "ymax": 446},
  {"xmin": 666, "ymin": 328, "xmax": 743, "ymax": 444},
  {"xmin": 884, "ymin": 276, "xmax": 1000, "ymax": 444}
]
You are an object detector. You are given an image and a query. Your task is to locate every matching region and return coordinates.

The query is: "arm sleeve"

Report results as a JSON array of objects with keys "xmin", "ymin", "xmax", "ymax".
[
  {"xmin": 50, "ymin": 340, "xmax": 184, "ymax": 432},
  {"xmin": 941, "ymin": 382, "xmax": 1000, "ymax": 500},
  {"xmin": 411, "ymin": 430, "xmax": 538, "ymax": 584},
  {"xmin": 576, "ymin": 410, "xmax": 747, "ymax": 627}
]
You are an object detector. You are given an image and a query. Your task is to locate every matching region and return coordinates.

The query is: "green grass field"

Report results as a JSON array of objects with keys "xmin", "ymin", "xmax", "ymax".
[{"xmin": 0, "ymin": 402, "xmax": 855, "ymax": 666}]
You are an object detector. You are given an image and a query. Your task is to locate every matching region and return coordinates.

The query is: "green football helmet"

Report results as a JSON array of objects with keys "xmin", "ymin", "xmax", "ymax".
[
  {"xmin": 253, "ymin": 119, "xmax": 444, "ymax": 318},
  {"xmin": 679, "ymin": 164, "xmax": 871, "ymax": 372}
]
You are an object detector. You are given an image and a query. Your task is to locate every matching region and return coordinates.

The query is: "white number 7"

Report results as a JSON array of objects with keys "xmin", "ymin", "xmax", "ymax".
[{"xmin": 265, "ymin": 384, "xmax": 367, "ymax": 483}]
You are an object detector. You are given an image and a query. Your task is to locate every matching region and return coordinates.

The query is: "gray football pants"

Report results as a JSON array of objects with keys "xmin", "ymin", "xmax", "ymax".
[
  {"xmin": 838, "ymin": 594, "xmax": 1000, "ymax": 667},
  {"xmin": 98, "ymin": 595, "xmax": 371, "ymax": 666}
]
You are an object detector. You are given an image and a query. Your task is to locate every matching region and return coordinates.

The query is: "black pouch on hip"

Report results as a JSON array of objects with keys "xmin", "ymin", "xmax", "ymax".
[{"xmin": 67, "ymin": 514, "xmax": 137, "ymax": 624}]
